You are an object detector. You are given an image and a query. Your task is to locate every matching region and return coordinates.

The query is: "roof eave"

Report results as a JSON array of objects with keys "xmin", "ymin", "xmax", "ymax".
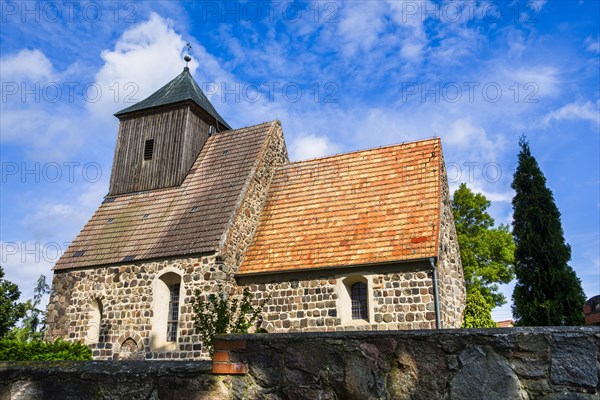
[{"xmin": 236, "ymin": 256, "xmax": 438, "ymax": 278}]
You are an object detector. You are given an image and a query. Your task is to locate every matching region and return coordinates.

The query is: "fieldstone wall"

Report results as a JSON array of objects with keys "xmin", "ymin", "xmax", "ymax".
[
  {"xmin": 0, "ymin": 361, "xmax": 223, "ymax": 400},
  {"xmin": 240, "ymin": 267, "xmax": 438, "ymax": 333},
  {"xmin": 2, "ymin": 328, "xmax": 598, "ymax": 400},
  {"xmin": 437, "ymin": 155, "xmax": 466, "ymax": 327},
  {"xmin": 225, "ymin": 327, "xmax": 599, "ymax": 399},
  {"xmin": 220, "ymin": 121, "xmax": 289, "ymax": 272},
  {"xmin": 45, "ymin": 255, "xmax": 228, "ymax": 360}
]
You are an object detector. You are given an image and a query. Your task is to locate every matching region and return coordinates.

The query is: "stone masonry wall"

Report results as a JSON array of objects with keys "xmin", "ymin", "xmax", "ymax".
[
  {"xmin": 437, "ymin": 154, "xmax": 466, "ymax": 327},
  {"xmin": 220, "ymin": 121, "xmax": 288, "ymax": 273},
  {"xmin": 239, "ymin": 266, "xmax": 438, "ymax": 333},
  {"xmin": 225, "ymin": 327, "xmax": 599, "ymax": 400},
  {"xmin": 2, "ymin": 328, "xmax": 598, "ymax": 400},
  {"xmin": 46, "ymin": 261, "xmax": 440, "ymax": 361},
  {"xmin": 45, "ymin": 255, "xmax": 228, "ymax": 360}
]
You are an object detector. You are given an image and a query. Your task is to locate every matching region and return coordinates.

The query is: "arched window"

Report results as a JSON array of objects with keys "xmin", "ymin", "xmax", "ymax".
[
  {"xmin": 167, "ymin": 283, "xmax": 180, "ymax": 342},
  {"xmin": 85, "ymin": 298, "xmax": 102, "ymax": 344},
  {"xmin": 351, "ymin": 282, "xmax": 368, "ymax": 320},
  {"xmin": 151, "ymin": 271, "xmax": 182, "ymax": 350}
]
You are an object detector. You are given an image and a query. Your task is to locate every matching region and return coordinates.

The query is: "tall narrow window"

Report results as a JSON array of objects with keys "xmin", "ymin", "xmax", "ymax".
[
  {"xmin": 167, "ymin": 283, "xmax": 180, "ymax": 342},
  {"xmin": 151, "ymin": 272, "xmax": 181, "ymax": 350},
  {"xmin": 143, "ymin": 139, "xmax": 155, "ymax": 161},
  {"xmin": 351, "ymin": 282, "xmax": 368, "ymax": 320}
]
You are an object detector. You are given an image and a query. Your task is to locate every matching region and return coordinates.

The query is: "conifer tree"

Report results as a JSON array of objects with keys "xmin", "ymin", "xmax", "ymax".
[{"xmin": 511, "ymin": 137, "xmax": 585, "ymax": 326}]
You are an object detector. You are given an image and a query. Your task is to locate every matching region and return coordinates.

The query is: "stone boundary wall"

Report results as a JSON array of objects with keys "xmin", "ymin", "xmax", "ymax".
[
  {"xmin": 1, "ymin": 327, "xmax": 598, "ymax": 400},
  {"xmin": 0, "ymin": 361, "xmax": 221, "ymax": 400}
]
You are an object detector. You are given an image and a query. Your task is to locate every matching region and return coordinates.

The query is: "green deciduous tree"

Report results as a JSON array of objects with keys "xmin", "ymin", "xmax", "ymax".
[
  {"xmin": 511, "ymin": 137, "xmax": 585, "ymax": 326},
  {"xmin": 462, "ymin": 287, "xmax": 498, "ymax": 328},
  {"xmin": 0, "ymin": 265, "xmax": 27, "ymax": 338},
  {"xmin": 452, "ymin": 183, "xmax": 515, "ymax": 327}
]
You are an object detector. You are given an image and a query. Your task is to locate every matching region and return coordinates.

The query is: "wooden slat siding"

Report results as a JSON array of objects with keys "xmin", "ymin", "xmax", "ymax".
[
  {"xmin": 239, "ymin": 138, "xmax": 442, "ymax": 275},
  {"xmin": 108, "ymin": 106, "xmax": 210, "ymax": 195},
  {"xmin": 54, "ymin": 121, "xmax": 277, "ymax": 270}
]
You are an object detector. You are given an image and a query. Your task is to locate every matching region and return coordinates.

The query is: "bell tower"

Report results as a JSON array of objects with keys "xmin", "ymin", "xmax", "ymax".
[{"xmin": 108, "ymin": 59, "xmax": 231, "ymax": 196}]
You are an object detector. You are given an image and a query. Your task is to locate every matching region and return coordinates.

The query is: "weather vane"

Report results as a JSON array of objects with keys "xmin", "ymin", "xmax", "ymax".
[{"xmin": 184, "ymin": 42, "xmax": 192, "ymax": 67}]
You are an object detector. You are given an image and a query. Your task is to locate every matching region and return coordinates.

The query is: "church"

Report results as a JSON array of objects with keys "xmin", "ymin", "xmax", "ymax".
[{"xmin": 45, "ymin": 65, "xmax": 466, "ymax": 360}]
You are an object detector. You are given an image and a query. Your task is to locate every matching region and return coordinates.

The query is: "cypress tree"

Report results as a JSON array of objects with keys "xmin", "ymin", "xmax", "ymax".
[{"xmin": 511, "ymin": 136, "xmax": 585, "ymax": 326}]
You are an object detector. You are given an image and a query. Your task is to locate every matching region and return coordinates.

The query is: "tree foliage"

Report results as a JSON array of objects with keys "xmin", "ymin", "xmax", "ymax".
[
  {"xmin": 24, "ymin": 275, "xmax": 50, "ymax": 340},
  {"xmin": 511, "ymin": 137, "xmax": 585, "ymax": 326},
  {"xmin": 462, "ymin": 287, "xmax": 498, "ymax": 328},
  {"xmin": 0, "ymin": 265, "xmax": 27, "ymax": 338},
  {"xmin": 0, "ymin": 338, "xmax": 91, "ymax": 360},
  {"xmin": 191, "ymin": 285, "xmax": 269, "ymax": 355},
  {"xmin": 452, "ymin": 183, "xmax": 515, "ymax": 317}
]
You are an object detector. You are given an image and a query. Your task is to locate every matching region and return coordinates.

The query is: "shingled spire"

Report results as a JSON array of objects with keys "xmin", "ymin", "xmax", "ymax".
[
  {"xmin": 109, "ymin": 65, "xmax": 231, "ymax": 196},
  {"xmin": 114, "ymin": 67, "xmax": 231, "ymax": 130}
]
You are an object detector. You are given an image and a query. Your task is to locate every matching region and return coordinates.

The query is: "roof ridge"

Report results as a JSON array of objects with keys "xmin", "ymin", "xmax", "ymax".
[{"xmin": 284, "ymin": 137, "xmax": 440, "ymax": 167}]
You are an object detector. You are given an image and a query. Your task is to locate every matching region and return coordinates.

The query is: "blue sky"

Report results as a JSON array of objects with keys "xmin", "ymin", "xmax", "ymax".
[{"xmin": 1, "ymin": 0, "xmax": 598, "ymax": 322}]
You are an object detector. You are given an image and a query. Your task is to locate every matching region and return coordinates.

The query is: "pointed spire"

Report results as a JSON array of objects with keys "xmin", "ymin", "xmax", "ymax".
[{"xmin": 114, "ymin": 67, "xmax": 231, "ymax": 130}]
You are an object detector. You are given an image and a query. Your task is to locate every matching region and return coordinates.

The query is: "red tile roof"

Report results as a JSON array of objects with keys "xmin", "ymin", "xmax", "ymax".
[
  {"xmin": 239, "ymin": 138, "xmax": 442, "ymax": 275},
  {"xmin": 496, "ymin": 320, "xmax": 514, "ymax": 328},
  {"xmin": 54, "ymin": 121, "xmax": 277, "ymax": 270}
]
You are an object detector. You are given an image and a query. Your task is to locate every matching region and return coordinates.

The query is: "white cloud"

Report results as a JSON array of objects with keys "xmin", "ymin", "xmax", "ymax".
[
  {"xmin": 543, "ymin": 100, "xmax": 600, "ymax": 126},
  {"xmin": 507, "ymin": 67, "xmax": 560, "ymax": 98},
  {"xmin": 443, "ymin": 117, "xmax": 501, "ymax": 161},
  {"xmin": 530, "ymin": 0, "xmax": 549, "ymax": 11},
  {"xmin": 388, "ymin": 0, "xmax": 429, "ymax": 63},
  {"xmin": 1, "ymin": 240, "xmax": 56, "ymax": 304},
  {"xmin": 336, "ymin": 2, "xmax": 387, "ymax": 57},
  {"xmin": 0, "ymin": 49, "xmax": 55, "ymax": 81},
  {"xmin": 0, "ymin": 108, "xmax": 86, "ymax": 161},
  {"xmin": 289, "ymin": 134, "xmax": 341, "ymax": 161},
  {"xmin": 91, "ymin": 12, "xmax": 198, "ymax": 117},
  {"xmin": 585, "ymin": 36, "xmax": 600, "ymax": 53}
]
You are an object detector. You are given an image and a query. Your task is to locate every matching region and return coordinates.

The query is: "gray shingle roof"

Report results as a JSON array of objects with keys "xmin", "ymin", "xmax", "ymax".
[
  {"xmin": 114, "ymin": 67, "xmax": 231, "ymax": 130},
  {"xmin": 54, "ymin": 121, "xmax": 277, "ymax": 270}
]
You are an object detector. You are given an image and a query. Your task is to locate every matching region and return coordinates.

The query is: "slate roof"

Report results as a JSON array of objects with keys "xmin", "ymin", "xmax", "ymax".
[
  {"xmin": 239, "ymin": 138, "xmax": 442, "ymax": 275},
  {"xmin": 54, "ymin": 121, "xmax": 276, "ymax": 270},
  {"xmin": 114, "ymin": 67, "xmax": 231, "ymax": 130}
]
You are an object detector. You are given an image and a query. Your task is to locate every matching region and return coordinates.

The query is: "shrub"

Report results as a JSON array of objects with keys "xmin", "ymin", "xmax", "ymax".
[
  {"xmin": 0, "ymin": 338, "xmax": 92, "ymax": 360},
  {"xmin": 191, "ymin": 285, "xmax": 269, "ymax": 356}
]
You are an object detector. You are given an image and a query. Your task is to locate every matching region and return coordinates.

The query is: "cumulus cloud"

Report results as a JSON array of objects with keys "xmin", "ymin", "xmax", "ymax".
[
  {"xmin": 0, "ymin": 49, "xmax": 56, "ymax": 81},
  {"xmin": 289, "ymin": 134, "xmax": 341, "ymax": 161},
  {"xmin": 90, "ymin": 12, "xmax": 198, "ymax": 117}
]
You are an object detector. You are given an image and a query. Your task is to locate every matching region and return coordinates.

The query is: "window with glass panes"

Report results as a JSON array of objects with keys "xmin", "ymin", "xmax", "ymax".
[
  {"xmin": 351, "ymin": 282, "xmax": 368, "ymax": 320},
  {"xmin": 167, "ymin": 283, "xmax": 180, "ymax": 342}
]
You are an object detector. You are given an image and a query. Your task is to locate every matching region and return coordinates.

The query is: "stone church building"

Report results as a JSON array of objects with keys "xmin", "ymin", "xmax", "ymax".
[{"xmin": 45, "ymin": 67, "xmax": 466, "ymax": 360}]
